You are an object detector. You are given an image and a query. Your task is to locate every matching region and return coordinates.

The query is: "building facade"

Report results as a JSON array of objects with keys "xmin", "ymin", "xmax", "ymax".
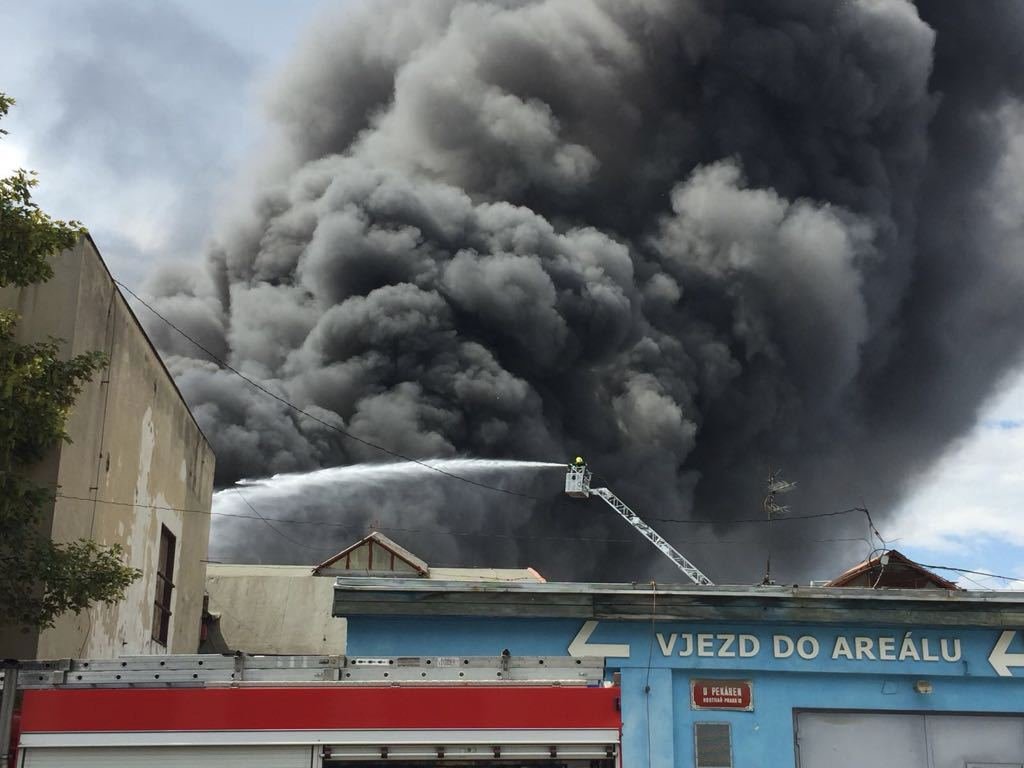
[
  {"xmin": 0, "ymin": 237, "xmax": 215, "ymax": 659},
  {"xmin": 203, "ymin": 532, "xmax": 544, "ymax": 654},
  {"xmin": 333, "ymin": 578, "xmax": 1024, "ymax": 768}
]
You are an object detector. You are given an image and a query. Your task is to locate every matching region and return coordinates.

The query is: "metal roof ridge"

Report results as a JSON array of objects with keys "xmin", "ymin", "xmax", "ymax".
[{"xmin": 332, "ymin": 576, "xmax": 1024, "ymax": 603}]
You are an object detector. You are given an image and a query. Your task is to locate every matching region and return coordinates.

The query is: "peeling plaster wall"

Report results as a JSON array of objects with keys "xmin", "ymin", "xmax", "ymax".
[
  {"xmin": 0, "ymin": 238, "xmax": 215, "ymax": 659},
  {"xmin": 204, "ymin": 566, "xmax": 347, "ymax": 655}
]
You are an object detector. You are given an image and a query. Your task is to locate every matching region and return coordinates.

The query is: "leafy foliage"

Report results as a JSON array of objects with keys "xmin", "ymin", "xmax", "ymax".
[
  {"xmin": 0, "ymin": 94, "xmax": 86, "ymax": 287},
  {"xmin": 0, "ymin": 91, "xmax": 140, "ymax": 629}
]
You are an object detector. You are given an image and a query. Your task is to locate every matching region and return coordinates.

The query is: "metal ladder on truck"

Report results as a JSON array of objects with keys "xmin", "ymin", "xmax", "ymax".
[
  {"xmin": 1, "ymin": 651, "xmax": 606, "ymax": 688},
  {"xmin": 565, "ymin": 458, "xmax": 714, "ymax": 585},
  {"xmin": 1, "ymin": 653, "xmax": 617, "ymax": 767}
]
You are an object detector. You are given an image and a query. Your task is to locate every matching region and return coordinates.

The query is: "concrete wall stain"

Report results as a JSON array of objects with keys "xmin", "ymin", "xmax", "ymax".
[{"xmin": 0, "ymin": 238, "xmax": 214, "ymax": 659}]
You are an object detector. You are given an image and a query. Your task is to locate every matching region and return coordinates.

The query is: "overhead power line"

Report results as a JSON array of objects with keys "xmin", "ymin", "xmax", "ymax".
[
  {"xmin": 53, "ymin": 492, "xmax": 870, "ymax": 550},
  {"xmin": 913, "ymin": 562, "xmax": 1024, "ymax": 584},
  {"xmin": 114, "ymin": 279, "xmax": 542, "ymax": 501},
  {"xmin": 651, "ymin": 506, "xmax": 875, "ymax": 526},
  {"xmin": 55, "ymin": 491, "xmax": 873, "ymax": 530},
  {"xmin": 232, "ymin": 487, "xmax": 335, "ymax": 552},
  {"xmin": 115, "ymin": 281, "xmax": 895, "ymax": 548}
]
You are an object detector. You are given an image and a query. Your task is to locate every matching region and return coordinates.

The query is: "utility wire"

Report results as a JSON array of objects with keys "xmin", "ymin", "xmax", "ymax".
[
  {"xmin": 113, "ymin": 283, "xmax": 891, "ymax": 540},
  {"xmin": 116, "ymin": 281, "xmax": 908, "ymax": 575},
  {"xmin": 913, "ymin": 562, "xmax": 1024, "ymax": 584},
  {"xmin": 53, "ymin": 492, "xmax": 871, "ymax": 549},
  {"xmin": 55, "ymin": 490, "xmax": 872, "ymax": 528},
  {"xmin": 115, "ymin": 279, "xmax": 543, "ymax": 501},
  {"xmin": 55, "ymin": 492, "xmax": 631, "ymax": 544},
  {"xmin": 643, "ymin": 581, "xmax": 657, "ymax": 768},
  {"xmin": 56, "ymin": 493, "xmax": 872, "ymax": 528},
  {"xmin": 231, "ymin": 488, "xmax": 338, "ymax": 553},
  {"xmin": 650, "ymin": 506, "xmax": 872, "ymax": 525}
]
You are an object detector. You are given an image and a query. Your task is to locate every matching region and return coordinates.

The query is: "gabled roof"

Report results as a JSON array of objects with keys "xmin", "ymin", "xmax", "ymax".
[
  {"xmin": 312, "ymin": 531, "xmax": 430, "ymax": 576},
  {"xmin": 826, "ymin": 549, "xmax": 960, "ymax": 590}
]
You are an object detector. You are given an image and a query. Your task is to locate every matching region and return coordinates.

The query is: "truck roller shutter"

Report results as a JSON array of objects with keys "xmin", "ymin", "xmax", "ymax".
[{"xmin": 22, "ymin": 745, "xmax": 313, "ymax": 768}]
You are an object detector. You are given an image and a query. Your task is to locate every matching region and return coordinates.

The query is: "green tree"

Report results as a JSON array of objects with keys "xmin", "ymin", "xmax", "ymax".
[{"xmin": 0, "ymin": 92, "xmax": 140, "ymax": 629}]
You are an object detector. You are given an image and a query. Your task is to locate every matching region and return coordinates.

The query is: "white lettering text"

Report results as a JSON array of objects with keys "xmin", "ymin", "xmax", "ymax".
[
  {"xmin": 855, "ymin": 637, "xmax": 876, "ymax": 660},
  {"xmin": 797, "ymin": 636, "xmax": 820, "ymax": 660},
  {"xmin": 878, "ymin": 637, "xmax": 896, "ymax": 661},
  {"xmin": 717, "ymin": 634, "xmax": 736, "ymax": 657},
  {"xmin": 739, "ymin": 634, "xmax": 760, "ymax": 657},
  {"xmin": 832, "ymin": 636, "xmax": 854, "ymax": 660},
  {"xmin": 657, "ymin": 633, "xmax": 677, "ymax": 656},
  {"xmin": 774, "ymin": 635, "xmax": 794, "ymax": 658}
]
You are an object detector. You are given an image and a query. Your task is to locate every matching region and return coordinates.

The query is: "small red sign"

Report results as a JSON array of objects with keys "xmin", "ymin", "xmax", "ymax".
[{"xmin": 690, "ymin": 679, "xmax": 753, "ymax": 711}]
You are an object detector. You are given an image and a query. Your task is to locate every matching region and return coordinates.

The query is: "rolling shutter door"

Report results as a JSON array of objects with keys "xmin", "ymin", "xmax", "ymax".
[
  {"xmin": 322, "ymin": 728, "xmax": 619, "ymax": 761},
  {"xmin": 22, "ymin": 745, "xmax": 313, "ymax": 768},
  {"xmin": 796, "ymin": 712, "xmax": 1024, "ymax": 768}
]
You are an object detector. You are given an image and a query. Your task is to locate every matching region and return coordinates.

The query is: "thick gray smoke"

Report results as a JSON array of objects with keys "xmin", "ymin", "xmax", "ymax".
[{"xmin": 149, "ymin": 0, "xmax": 1024, "ymax": 583}]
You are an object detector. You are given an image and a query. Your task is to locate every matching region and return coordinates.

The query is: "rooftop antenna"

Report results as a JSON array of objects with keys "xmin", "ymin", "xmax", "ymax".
[{"xmin": 762, "ymin": 468, "xmax": 796, "ymax": 585}]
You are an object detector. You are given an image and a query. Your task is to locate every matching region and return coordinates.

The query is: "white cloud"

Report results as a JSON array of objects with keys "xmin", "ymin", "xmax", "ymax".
[
  {"xmin": 892, "ymin": 369, "xmax": 1024, "ymax": 552},
  {"xmin": 955, "ymin": 564, "xmax": 1024, "ymax": 591}
]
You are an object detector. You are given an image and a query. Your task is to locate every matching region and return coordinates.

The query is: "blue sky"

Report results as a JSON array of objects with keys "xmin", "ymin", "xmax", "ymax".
[
  {"xmin": 2, "ymin": 0, "xmax": 1022, "ymax": 587},
  {"xmin": 891, "ymin": 373, "xmax": 1024, "ymax": 590}
]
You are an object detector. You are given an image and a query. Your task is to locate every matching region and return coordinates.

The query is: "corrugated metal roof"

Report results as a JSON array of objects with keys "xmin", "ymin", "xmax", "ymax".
[
  {"xmin": 429, "ymin": 567, "xmax": 545, "ymax": 583},
  {"xmin": 206, "ymin": 562, "xmax": 545, "ymax": 582},
  {"xmin": 331, "ymin": 576, "xmax": 1024, "ymax": 627},
  {"xmin": 206, "ymin": 564, "xmax": 313, "ymax": 577}
]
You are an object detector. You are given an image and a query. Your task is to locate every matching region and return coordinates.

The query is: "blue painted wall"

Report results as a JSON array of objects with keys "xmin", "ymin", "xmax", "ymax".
[{"xmin": 346, "ymin": 616, "xmax": 1024, "ymax": 767}]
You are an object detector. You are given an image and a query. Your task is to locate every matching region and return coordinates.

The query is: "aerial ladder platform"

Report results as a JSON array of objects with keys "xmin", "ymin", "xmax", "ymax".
[{"xmin": 564, "ymin": 458, "xmax": 714, "ymax": 586}]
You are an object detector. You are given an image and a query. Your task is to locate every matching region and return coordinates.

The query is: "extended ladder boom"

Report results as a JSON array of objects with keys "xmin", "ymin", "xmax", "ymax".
[
  {"xmin": 564, "ymin": 459, "xmax": 714, "ymax": 586},
  {"xmin": 591, "ymin": 488, "xmax": 714, "ymax": 586}
]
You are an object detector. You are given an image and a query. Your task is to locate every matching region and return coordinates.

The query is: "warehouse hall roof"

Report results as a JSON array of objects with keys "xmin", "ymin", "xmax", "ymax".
[{"xmin": 332, "ymin": 576, "xmax": 1024, "ymax": 628}]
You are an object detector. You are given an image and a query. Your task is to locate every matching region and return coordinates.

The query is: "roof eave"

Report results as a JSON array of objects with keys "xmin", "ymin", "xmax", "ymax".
[{"xmin": 332, "ymin": 577, "xmax": 1024, "ymax": 628}]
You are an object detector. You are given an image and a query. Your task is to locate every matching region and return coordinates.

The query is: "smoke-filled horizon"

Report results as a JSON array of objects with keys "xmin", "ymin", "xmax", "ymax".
[{"xmin": 150, "ymin": 0, "xmax": 1024, "ymax": 583}]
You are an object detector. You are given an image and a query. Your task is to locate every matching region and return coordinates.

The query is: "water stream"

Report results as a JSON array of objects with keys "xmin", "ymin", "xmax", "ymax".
[{"xmin": 214, "ymin": 458, "xmax": 565, "ymax": 504}]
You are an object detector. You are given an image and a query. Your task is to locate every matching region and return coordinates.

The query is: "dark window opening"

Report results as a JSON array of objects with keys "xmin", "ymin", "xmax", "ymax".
[{"xmin": 152, "ymin": 525, "xmax": 176, "ymax": 645}]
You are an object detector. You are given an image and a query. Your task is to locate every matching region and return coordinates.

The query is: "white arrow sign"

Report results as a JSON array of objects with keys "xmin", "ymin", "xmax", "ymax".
[
  {"xmin": 988, "ymin": 630, "xmax": 1024, "ymax": 677},
  {"xmin": 568, "ymin": 620, "xmax": 631, "ymax": 658}
]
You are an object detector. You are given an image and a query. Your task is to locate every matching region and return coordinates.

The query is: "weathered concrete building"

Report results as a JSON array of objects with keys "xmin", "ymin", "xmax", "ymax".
[
  {"xmin": 203, "ymin": 532, "xmax": 545, "ymax": 654},
  {"xmin": 0, "ymin": 237, "xmax": 215, "ymax": 659}
]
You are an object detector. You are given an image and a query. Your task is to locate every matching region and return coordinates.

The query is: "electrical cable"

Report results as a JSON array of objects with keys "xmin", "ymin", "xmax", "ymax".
[
  {"xmin": 231, "ymin": 488, "xmax": 340, "ymax": 553},
  {"xmin": 53, "ymin": 492, "xmax": 633, "ymax": 544},
  {"xmin": 590, "ymin": 469, "xmax": 878, "ymax": 527},
  {"xmin": 79, "ymin": 289, "xmax": 118, "ymax": 659},
  {"xmin": 114, "ymin": 280, "xmax": 911, "ymax": 586},
  {"xmin": 650, "ymin": 506, "xmax": 872, "ymax": 525},
  {"xmin": 67, "ymin": 282, "xmax": 1012, "ymax": 590},
  {"xmin": 913, "ymin": 563, "xmax": 1024, "ymax": 584},
  {"xmin": 956, "ymin": 572, "xmax": 992, "ymax": 591},
  {"xmin": 114, "ymin": 279, "xmax": 544, "ymax": 501},
  {"xmin": 55, "ymin": 488, "xmax": 873, "ymax": 529},
  {"xmin": 643, "ymin": 581, "xmax": 656, "ymax": 768},
  {"xmin": 53, "ymin": 493, "xmax": 877, "ymax": 549}
]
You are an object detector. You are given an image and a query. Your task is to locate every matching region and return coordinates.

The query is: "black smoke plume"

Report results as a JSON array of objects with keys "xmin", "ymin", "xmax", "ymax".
[{"xmin": 148, "ymin": 0, "xmax": 1024, "ymax": 583}]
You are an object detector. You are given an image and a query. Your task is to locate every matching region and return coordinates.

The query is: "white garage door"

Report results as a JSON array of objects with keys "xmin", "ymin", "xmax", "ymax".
[
  {"xmin": 796, "ymin": 712, "xmax": 1024, "ymax": 768},
  {"xmin": 22, "ymin": 745, "xmax": 314, "ymax": 768}
]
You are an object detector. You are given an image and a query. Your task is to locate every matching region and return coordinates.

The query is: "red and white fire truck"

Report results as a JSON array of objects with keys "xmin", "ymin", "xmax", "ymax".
[{"xmin": 2, "ymin": 653, "xmax": 620, "ymax": 768}]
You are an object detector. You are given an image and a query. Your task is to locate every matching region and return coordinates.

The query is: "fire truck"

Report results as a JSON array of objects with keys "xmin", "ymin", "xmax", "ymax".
[{"xmin": 2, "ymin": 653, "xmax": 620, "ymax": 768}]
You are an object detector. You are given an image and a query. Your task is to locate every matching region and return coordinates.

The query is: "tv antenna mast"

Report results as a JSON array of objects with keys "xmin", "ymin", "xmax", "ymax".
[
  {"xmin": 564, "ymin": 458, "xmax": 713, "ymax": 586},
  {"xmin": 761, "ymin": 468, "xmax": 796, "ymax": 585}
]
